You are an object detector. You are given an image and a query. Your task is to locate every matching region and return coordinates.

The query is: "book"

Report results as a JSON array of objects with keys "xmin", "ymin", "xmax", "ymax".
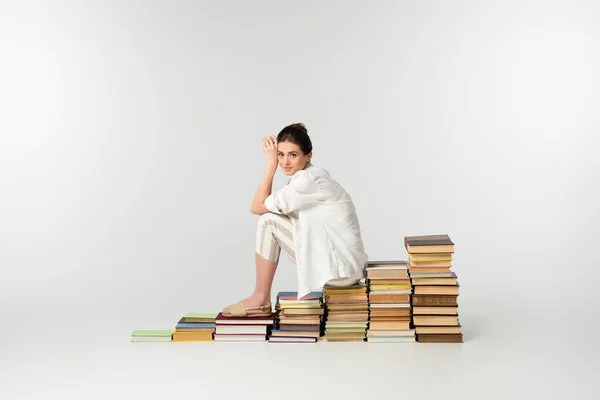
[
  {"xmin": 416, "ymin": 325, "xmax": 462, "ymax": 334},
  {"xmin": 277, "ymin": 291, "xmax": 323, "ymax": 300},
  {"xmin": 269, "ymin": 337, "xmax": 317, "ymax": 343},
  {"xmin": 367, "ymin": 260, "xmax": 408, "ymax": 267},
  {"xmin": 215, "ymin": 325, "xmax": 269, "ymax": 334},
  {"xmin": 417, "ymin": 334, "xmax": 463, "ymax": 343},
  {"xmin": 409, "ymin": 260, "xmax": 452, "ymax": 268},
  {"xmin": 413, "ymin": 285, "xmax": 459, "ymax": 295},
  {"xmin": 413, "ymin": 315, "xmax": 459, "ymax": 326},
  {"xmin": 131, "ymin": 329, "xmax": 173, "ymax": 342},
  {"xmin": 412, "ymin": 295, "xmax": 458, "ymax": 306},
  {"xmin": 214, "ymin": 334, "xmax": 266, "ymax": 342},
  {"xmin": 175, "ymin": 319, "xmax": 217, "ymax": 329},
  {"xmin": 408, "ymin": 253, "xmax": 453, "ymax": 262},
  {"xmin": 367, "ymin": 337, "xmax": 416, "ymax": 343},
  {"xmin": 413, "ymin": 306, "xmax": 459, "ymax": 315},
  {"xmin": 411, "ymin": 273, "xmax": 458, "ymax": 286},
  {"xmin": 404, "ymin": 234, "xmax": 454, "ymax": 254},
  {"xmin": 172, "ymin": 331, "xmax": 213, "ymax": 342},
  {"xmin": 182, "ymin": 312, "xmax": 218, "ymax": 323},
  {"xmin": 131, "ymin": 330, "xmax": 173, "ymax": 337},
  {"xmin": 215, "ymin": 312, "xmax": 275, "ymax": 325}
]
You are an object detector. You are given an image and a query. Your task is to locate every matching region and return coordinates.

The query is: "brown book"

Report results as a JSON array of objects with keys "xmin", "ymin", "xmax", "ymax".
[
  {"xmin": 367, "ymin": 269, "xmax": 408, "ymax": 279},
  {"xmin": 416, "ymin": 325, "xmax": 462, "ymax": 334},
  {"xmin": 369, "ymin": 308, "xmax": 411, "ymax": 317},
  {"xmin": 368, "ymin": 278, "xmax": 411, "ymax": 285},
  {"xmin": 367, "ymin": 260, "xmax": 408, "ymax": 267},
  {"xmin": 279, "ymin": 324, "xmax": 320, "ymax": 331},
  {"xmin": 369, "ymin": 320, "xmax": 411, "ymax": 330},
  {"xmin": 369, "ymin": 293, "xmax": 410, "ymax": 303},
  {"xmin": 413, "ymin": 306, "xmax": 458, "ymax": 315},
  {"xmin": 278, "ymin": 318, "xmax": 321, "ymax": 325},
  {"xmin": 413, "ymin": 315, "xmax": 459, "ymax": 326},
  {"xmin": 369, "ymin": 316, "xmax": 411, "ymax": 322},
  {"xmin": 412, "ymin": 295, "xmax": 458, "ymax": 306},
  {"xmin": 408, "ymin": 266, "xmax": 452, "ymax": 273},
  {"xmin": 281, "ymin": 308, "xmax": 324, "ymax": 315},
  {"xmin": 413, "ymin": 284, "xmax": 459, "ymax": 295},
  {"xmin": 417, "ymin": 333, "xmax": 463, "ymax": 343},
  {"xmin": 404, "ymin": 234, "xmax": 454, "ymax": 254},
  {"xmin": 409, "ymin": 259, "xmax": 452, "ymax": 267},
  {"xmin": 411, "ymin": 273, "xmax": 458, "ymax": 286},
  {"xmin": 327, "ymin": 304, "xmax": 369, "ymax": 310},
  {"xmin": 215, "ymin": 312, "xmax": 275, "ymax": 325},
  {"xmin": 325, "ymin": 295, "xmax": 368, "ymax": 302},
  {"xmin": 408, "ymin": 253, "xmax": 452, "ymax": 262}
]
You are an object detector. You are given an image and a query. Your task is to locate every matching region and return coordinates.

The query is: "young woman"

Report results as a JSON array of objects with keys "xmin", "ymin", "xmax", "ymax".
[{"xmin": 222, "ymin": 123, "xmax": 369, "ymax": 317}]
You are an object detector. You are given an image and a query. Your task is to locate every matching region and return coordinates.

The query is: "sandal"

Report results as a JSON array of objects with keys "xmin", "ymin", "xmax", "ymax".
[{"xmin": 223, "ymin": 301, "xmax": 272, "ymax": 317}]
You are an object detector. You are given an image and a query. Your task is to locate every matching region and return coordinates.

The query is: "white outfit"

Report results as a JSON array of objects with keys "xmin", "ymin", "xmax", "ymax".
[{"xmin": 264, "ymin": 162, "xmax": 369, "ymax": 298}]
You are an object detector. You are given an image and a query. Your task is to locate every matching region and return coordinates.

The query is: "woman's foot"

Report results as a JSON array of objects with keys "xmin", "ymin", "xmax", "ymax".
[{"xmin": 222, "ymin": 293, "xmax": 271, "ymax": 316}]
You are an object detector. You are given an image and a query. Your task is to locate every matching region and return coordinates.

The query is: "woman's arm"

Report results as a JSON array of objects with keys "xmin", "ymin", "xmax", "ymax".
[
  {"xmin": 250, "ymin": 166, "xmax": 277, "ymax": 215},
  {"xmin": 251, "ymin": 135, "xmax": 279, "ymax": 215}
]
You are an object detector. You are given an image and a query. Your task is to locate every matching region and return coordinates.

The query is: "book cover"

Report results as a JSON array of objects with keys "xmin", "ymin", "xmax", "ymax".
[
  {"xmin": 404, "ymin": 234, "xmax": 454, "ymax": 246},
  {"xmin": 131, "ymin": 330, "xmax": 173, "ymax": 337}
]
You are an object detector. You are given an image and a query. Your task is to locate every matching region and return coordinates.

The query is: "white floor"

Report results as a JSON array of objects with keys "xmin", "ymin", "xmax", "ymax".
[{"xmin": 2, "ymin": 298, "xmax": 598, "ymax": 400}]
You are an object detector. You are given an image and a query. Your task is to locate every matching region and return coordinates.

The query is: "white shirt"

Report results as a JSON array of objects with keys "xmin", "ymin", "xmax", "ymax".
[{"xmin": 264, "ymin": 162, "xmax": 369, "ymax": 298}]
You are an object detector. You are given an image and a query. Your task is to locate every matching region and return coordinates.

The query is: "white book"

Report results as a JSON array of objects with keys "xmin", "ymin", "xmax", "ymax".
[
  {"xmin": 367, "ymin": 329, "xmax": 416, "ymax": 337},
  {"xmin": 367, "ymin": 337, "xmax": 416, "ymax": 343},
  {"xmin": 215, "ymin": 325, "xmax": 267, "ymax": 334},
  {"xmin": 214, "ymin": 334, "xmax": 266, "ymax": 342},
  {"xmin": 269, "ymin": 337, "xmax": 316, "ymax": 343}
]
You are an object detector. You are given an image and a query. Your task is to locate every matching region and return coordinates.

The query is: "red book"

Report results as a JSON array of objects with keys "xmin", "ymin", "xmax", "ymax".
[{"xmin": 215, "ymin": 312, "xmax": 275, "ymax": 325}]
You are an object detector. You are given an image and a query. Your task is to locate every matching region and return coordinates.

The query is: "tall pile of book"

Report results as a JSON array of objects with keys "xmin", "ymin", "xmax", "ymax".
[
  {"xmin": 214, "ymin": 312, "xmax": 275, "ymax": 342},
  {"xmin": 366, "ymin": 261, "xmax": 415, "ymax": 343},
  {"xmin": 322, "ymin": 282, "xmax": 369, "ymax": 342},
  {"xmin": 405, "ymin": 234, "xmax": 463, "ymax": 343},
  {"xmin": 268, "ymin": 291, "xmax": 324, "ymax": 343},
  {"xmin": 172, "ymin": 312, "xmax": 217, "ymax": 342}
]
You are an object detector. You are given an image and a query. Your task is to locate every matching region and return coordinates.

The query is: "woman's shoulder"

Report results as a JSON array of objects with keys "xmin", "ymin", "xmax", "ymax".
[{"xmin": 300, "ymin": 163, "xmax": 331, "ymax": 179}]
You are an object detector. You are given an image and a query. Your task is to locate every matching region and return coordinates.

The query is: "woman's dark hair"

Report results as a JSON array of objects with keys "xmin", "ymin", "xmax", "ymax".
[{"xmin": 277, "ymin": 123, "xmax": 313, "ymax": 155}]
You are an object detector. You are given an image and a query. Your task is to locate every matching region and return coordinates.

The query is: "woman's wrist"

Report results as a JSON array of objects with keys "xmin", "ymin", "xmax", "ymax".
[{"xmin": 266, "ymin": 163, "xmax": 278, "ymax": 172}]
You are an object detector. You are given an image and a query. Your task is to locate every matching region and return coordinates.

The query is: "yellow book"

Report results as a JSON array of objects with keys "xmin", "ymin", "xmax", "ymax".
[
  {"xmin": 408, "ymin": 253, "xmax": 453, "ymax": 262},
  {"xmin": 369, "ymin": 285, "xmax": 411, "ymax": 289}
]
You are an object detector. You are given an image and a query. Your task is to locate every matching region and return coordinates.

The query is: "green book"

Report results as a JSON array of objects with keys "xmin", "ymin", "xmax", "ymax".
[
  {"xmin": 131, "ymin": 330, "xmax": 173, "ymax": 337},
  {"xmin": 184, "ymin": 312, "xmax": 218, "ymax": 319}
]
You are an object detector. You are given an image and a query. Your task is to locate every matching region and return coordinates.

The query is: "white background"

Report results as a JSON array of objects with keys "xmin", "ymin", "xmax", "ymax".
[{"xmin": 1, "ymin": 1, "xmax": 599, "ymax": 399}]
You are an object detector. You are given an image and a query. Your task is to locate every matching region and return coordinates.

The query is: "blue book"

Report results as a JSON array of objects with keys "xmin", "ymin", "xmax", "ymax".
[
  {"xmin": 176, "ymin": 319, "xmax": 216, "ymax": 329},
  {"xmin": 277, "ymin": 291, "xmax": 323, "ymax": 299}
]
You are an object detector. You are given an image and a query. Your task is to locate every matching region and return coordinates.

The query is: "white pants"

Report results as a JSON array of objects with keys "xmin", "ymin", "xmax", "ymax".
[{"xmin": 255, "ymin": 213, "xmax": 296, "ymax": 263}]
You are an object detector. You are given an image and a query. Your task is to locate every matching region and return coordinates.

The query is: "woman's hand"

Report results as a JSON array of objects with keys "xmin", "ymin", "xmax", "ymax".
[{"xmin": 262, "ymin": 135, "xmax": 278, "ymax": 170}]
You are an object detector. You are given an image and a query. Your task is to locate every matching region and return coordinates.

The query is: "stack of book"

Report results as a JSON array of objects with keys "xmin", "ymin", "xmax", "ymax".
[
  {"xmin": 213, "ymin": 312, "xmax": 275, "ymax": 342},
  {"xmin": 405, "ymin": 234, "xmax": 463, "ymax": 343},
  {"xmin": 171, "ymin": 312, "xmax": 217, "ymax": 342},
  {"xmin": 130, "ymin": 330, "xmax": 172, "ymax": 342},
  {"xmin": 269, "ymin": 291, "xmax": 324, "ymax": 343},
  {"xmin": 365, "ymin": 261, "xmax": 415, "ymax": 343},
  {"xmin": 322, "ymin": 282, "xmax": 369, "ymax": 342}
]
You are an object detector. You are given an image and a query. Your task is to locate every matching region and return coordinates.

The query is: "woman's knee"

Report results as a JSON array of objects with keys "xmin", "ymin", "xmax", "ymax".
[
  {"xmin": 257, "ymin": 212, "xmax": 274, "ymax": 227},
  {"xmin": 258, "ymin": 212, "xmax": 286, "ymax": 228}
]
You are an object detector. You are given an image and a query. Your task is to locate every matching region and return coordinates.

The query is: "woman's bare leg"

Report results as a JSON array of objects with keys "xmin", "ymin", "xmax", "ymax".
[{"xmin": 222, "ymin": 251, "xmax": 277, "ymax": 314}]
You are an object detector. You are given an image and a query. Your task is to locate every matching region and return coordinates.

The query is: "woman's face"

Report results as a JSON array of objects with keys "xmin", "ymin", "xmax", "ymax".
[{"xmin": 277, "ymin": 141, "xmax": 312, "ymax": 176}]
